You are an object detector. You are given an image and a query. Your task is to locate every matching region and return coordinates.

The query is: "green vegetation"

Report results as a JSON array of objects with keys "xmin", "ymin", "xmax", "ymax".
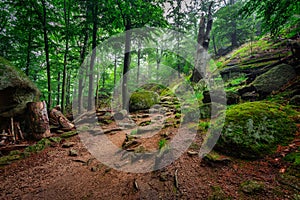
[
  {"xmin": 130, "ymin": 129, "xmax": 138, "ymax": 135},
  {"xmin": 129, "ymin": 91, "xmax": 159, "ymax": 112},
  {"xmin": 215, "ymin": 101, "xmax": 297, "ymax": 159},
  {"xmin": 158, "ymin": 138, "xmax": 168, "ymax": 150}
]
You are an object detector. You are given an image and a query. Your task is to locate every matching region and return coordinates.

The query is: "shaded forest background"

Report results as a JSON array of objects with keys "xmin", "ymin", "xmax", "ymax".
[{"xmin": 0, "ymin": 0, "xmax": 299, "ymax": 113}]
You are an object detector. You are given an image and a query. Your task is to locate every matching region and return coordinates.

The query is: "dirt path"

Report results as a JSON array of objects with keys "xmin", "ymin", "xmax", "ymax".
[{"xmin": 1, "ymin": 131, "xmax": 299, "ymax": 200}]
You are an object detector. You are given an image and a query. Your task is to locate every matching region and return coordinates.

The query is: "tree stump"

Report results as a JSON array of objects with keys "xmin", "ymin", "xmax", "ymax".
[
  {"xmin": 26, "ymin": 101, "xmax": 51, "ymax": 140},
  {"xmin": 49, "ymin": 106, "xmax": 75, "ymax": 131}
]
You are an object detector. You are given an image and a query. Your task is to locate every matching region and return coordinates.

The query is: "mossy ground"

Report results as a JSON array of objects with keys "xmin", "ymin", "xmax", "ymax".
[{"xmin": 215, "ymin": 101, "xmax": 297, "ymax": 159}]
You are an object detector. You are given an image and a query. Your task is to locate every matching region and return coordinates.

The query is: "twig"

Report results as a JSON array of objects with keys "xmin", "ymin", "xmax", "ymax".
[
  {"xmin": 11, "ymin": 117, "xmax": 15, "ymax": 142},
  {"xmin": 174, "ymin": 169, "xmax": 179, "ymax": 189}
]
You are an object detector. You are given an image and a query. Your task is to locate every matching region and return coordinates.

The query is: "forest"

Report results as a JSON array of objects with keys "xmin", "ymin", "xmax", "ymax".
[{"xmin": 0, "ymin": 0, "xmax": 300, "ymax": 199}]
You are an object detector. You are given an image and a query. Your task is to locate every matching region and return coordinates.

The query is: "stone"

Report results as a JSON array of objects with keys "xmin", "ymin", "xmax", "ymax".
[
  {"xmin": 226, "ymin": 91, "xmax": 240, "ymax": 105},
  {"xmin": 62, "ymin": 142, "xmax": 75, "ymax": 148},
  {"xmin": 289, "ymin": 95, "xmax": 300, "ymax": 106},
  {"xmin": 129, "ymin": 91, "xmax": 159, "ymax": 112},
  {"xmin": 240, "ymin": 180, "xmax": 264, "ymax": 194},
  {"xmin": 0, "ymin": 57, "xmax": 40, "ymax": 118},
  {"xmin": 69, "ymin": 149, "xmax": 78, "ymax": 156},
  {"xmin": 252, "ymin": 64, "xmax": 296, "ymax": 96},
  {"xmin": 215, "ymin": 101, "xmax": 297, "ymax": 159}
]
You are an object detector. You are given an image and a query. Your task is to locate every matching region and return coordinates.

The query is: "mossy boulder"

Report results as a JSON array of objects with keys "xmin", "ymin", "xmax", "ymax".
[
  {"xmin": 215, "ymin": 101, "xmax": 297, "ymax": 159},
  {"xmin": 252, "ymin": 64, "xmax": 296, "ymax": 96},
  {"xmin": 129, "ymin": 91, "xmax": 159, "ymax": 112},
  {"xmin": 0, "ymin": 57, "xmax": 40, "ymax": 117}
]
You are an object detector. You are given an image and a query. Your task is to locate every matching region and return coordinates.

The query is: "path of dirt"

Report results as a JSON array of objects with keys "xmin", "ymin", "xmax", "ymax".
[{"xmin": 1, "ymin": 130, "xmax": 299, "ymax": 200}]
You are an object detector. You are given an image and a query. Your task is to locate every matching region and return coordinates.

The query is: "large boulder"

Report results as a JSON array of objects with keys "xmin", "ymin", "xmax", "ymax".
[
  {"xmin": 0, "ymin": 57, "xmax": 40, "ymax": 118},
  {"xmin": 129, "ymin": 91, "xmax": 159, "ymax": 112},
  {"xmin": 252, "ymin": 64, "xmax": 296, "ymax": 96},
  {"xmin": 214, "ymin": 101, "xmax": 297, "ymax": 159}
]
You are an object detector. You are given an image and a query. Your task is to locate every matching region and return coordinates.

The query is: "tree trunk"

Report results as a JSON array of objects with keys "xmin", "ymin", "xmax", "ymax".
[
  {"xmin": 137, "ymin": 44, "xmax": 141, "ymax": 84},
  {"xmin": 25, "ymin": 30, "xmax": 32, "ymax": 76},
  {"xmin": 41, "ymin": 0, "xmax": 52, "ymax": 108},
  {"xmin": 122, "ymin": 22, "xmax": 131, "ymax": 110},
  {"xmin": 57, "ymin": 72, "xmax": 61, "ymax": 106},
  {"xmin": 114, "ymin": 53, "xmax": 117, "ymax": 86},
  {"xmin": 87, "ymin": 2, "xmax": 98, "ymax": 111},
  {"xmin": 212, "ymin": 34, "xmax": 217, "ymax": 56},
  {"xmin": 27, "ymin": 101, "xmax": 51, "ymax": 140},
  {"xmin": 156, "ymin": 48, "xmax": 161, "ymax": 81},
  {"xmin": 190, "ymin": 2, "xmax": 214, "ymax": 83},
  {"xmin": 61, "ymin": 0, "xmax": 70, "ymax": 114}
]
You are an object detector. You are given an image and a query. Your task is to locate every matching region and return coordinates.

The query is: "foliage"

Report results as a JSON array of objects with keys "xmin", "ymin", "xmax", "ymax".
[
  {"xmin": 241, "ymin": 0, "xmax": 300, "ymax": 37},
  {"xmin": 215, "ymin": 101, "xmax": 297, "ymax": 159},
  {"xmin": 158, "ymin": 138, "xmax": 167, "ymax": 150},
  {"xmin": 284, "ymin": 150, "xmax": 300, "ymax": 166},
  {"xmin": 211, "ymin": 0, "xmax": 260, "ymax": 53}
]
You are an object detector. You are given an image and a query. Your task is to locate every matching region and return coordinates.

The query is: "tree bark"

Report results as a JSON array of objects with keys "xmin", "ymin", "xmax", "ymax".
[
  {"xmin": 190, "ymin": 2, "xmax": 214, "ymax": 83},
  {"xmin": 41, "ymin": 0, "xmax": 52, "ymax": 108},
  {"xmin": 122, "ymin": 22, "xmax": 131, "ymax": 110},
  {"xmin": 61, "ymin": 0, "xmax": 70, "ymax": 114},
  {"xmin": 27, "ymin": 101, "xmax": 51, "ymax": 140},
  {"xmin": 87, "ymin": 1, "xmax": 98, "ymax": 111}
]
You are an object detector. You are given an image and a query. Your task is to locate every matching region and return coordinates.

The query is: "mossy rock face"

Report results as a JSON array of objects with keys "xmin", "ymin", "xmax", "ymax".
[
  {"xmin": 129, "ymin": 91, "xmax": 159, "ymax": 112},
  {"xmin": 215, "ymin": 101, "xmax": 297, "ymax": 159},
  {"xmin": 252, "ymin": 64, "xmax": 296, "ymax": 96},
  {"xmin": 0, "ymin": 57, "xmax": 40, "ymax": 117}
]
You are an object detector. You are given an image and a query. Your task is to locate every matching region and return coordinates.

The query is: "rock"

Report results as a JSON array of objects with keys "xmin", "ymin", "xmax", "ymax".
[
  {"xmin": 129, "ymin": 91, "xmax": 159, "ymax": 112},
  {"xmin": 137, "ymin": 125, "xmax": 162, "ymax": 134},
  {"xmin": 241, "ymin": 91, "xmax": 259, "ymax": 101},
  {"xmin": 0, "ymin": 57, "xmax": 40, "ymax": 118},
  {"xmin": 289, "ymin": 95, "xmax": 300, "ymax": 106},
  {"xmin": 214, "ymin": 101, "xmax": 297, "ymax": 159},
  {"xmin": 122, "ymin": 140, "xmax": 141, "ymax": 150},
  {"xmin": 226, "ymin": 91, "xmax": 240, "ymax": 105},
  {"xmin": 203, "ymin": 151, "xmax": 231, "ymax": 165},
  {"xmin": 252, "ymin": 64, "xmax": 296, "ymax": 97},
  {"xmin": 240, "ymin": 180, "xmax": 264, "ymax": 194},
  {"xmin": 203, "ymin": 90, "xmax": 239, "ymax": 105},
  {"xmin": 69, "ymin": 149, "xmax": 78, "ymax": 156},
  {"xmin": 187, "ymin": 150, "xmax": 198, "ymax": 156},
  {"xmin": 62, "ymin": 142, "xmax": 75, "ymax": 148},
  {"xmin": 113, "ymin": 109, "xmax": 128, "ymax": 120}
]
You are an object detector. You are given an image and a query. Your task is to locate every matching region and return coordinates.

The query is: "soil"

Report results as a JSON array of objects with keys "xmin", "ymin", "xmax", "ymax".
[{"xmin": 1, "ymin": 111, "xmax": 300, "ymax": 200}]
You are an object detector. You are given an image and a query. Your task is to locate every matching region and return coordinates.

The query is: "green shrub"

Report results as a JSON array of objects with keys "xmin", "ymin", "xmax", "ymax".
[{"xmin": 215, "ymin": 101, "xmax": 297, "ymax": 159}]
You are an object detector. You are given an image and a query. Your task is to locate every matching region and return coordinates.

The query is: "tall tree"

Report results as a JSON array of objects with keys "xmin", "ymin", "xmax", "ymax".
[{"xmin": 190, "ymin": 1, "xmax": 214, "ymax": 83}]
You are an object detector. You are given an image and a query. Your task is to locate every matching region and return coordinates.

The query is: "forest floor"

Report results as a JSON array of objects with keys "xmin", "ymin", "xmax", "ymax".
[{"xmin": 1, "ymin": 113, "xmax": 300, "ymax": 199}]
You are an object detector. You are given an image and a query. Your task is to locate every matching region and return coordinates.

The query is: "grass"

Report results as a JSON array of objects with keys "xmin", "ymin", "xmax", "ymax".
[{"xmin": 158, "ymin": 138, "xmax": 168, "ymax": 150}]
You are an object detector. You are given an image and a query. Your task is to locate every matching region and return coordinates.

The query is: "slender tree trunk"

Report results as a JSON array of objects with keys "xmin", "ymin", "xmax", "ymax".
[
  {"xmin": 122, "ymin": 22, "xmax": 131, "ymax": 110},
  {"xmin": 41, "ymin": 0, "xmax": 52, "ymax": 108},
  {"xmin": 66, "ymin": 72, "xmax": 71, "ymax": 106},
  {"xmin": 61, "ymin": 0, "xmax": 70, "ymax": 114},
  {"xmin": 25, "ymin": 31, "xmax": 32, "ymax": 76},
  {"xmin": 137, "ymin": 43, "xmax": 141, "ymax": 84},
  {"xmin": 114, "ymin": 53, "xmax": 117, "ymax": 86},
  {"xmin": 87, "ymin": 2, "xmax": 98, "ymax": 111},
  {"xmin": 78, "ymin": 27, "xmax": 89, "ymax": 113},
  {"xmin": 190, "ymin": 2, "xmax": 214, "ymax": 83},
  {"xmin": 57, "ymin": 72, "xmax": 61, "ymax": 106},
  {"xmin": 156, "ymin": 48, "xmax": 161, "ymax": 81},
  {"xmin": 212, "ymin": 35, "xmax": 217, "ymax": 56}
]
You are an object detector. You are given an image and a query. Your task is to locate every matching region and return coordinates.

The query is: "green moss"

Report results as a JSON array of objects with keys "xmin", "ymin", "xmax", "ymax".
[
  {"xmin": 215, "ymin": 101, "xmax": 297, "ymax": 159},
  {"xmin": 240, "ymin": 180, "xmax": 264, "ymax": 194},
  {"xmin": 129, "ymin": 91, "xmax": 159, "ymax": 112},
  {"xmin": 60, "ymin": 131, "xmax": 78, "ymax": 138},
  {"xmin": 284, "ymin": 151, "xmax": 300, "ymax": 166},
  {"xmin": 49, "ymin": 137, "xmax": 62, "ymax": 143}
]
